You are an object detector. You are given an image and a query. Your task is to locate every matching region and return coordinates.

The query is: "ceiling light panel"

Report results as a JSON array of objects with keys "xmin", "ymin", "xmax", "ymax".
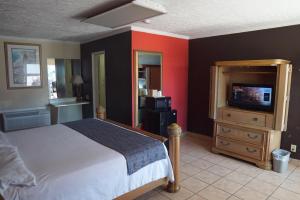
[{"xmin": 83, "ymin": 0, "xmax": 167, "ymax": 28}]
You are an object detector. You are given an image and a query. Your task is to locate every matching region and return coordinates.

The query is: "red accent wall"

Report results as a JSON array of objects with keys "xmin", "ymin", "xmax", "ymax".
[{"xmin": 132, "ymin": 31, "xmax": 189, "ymax": 130}]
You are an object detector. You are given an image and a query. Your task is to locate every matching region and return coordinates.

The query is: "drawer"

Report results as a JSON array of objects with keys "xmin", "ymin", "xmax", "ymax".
[
  {"xmin": 216, "ymin": 124, "xmax": 265, "ymax": 145},
  {"xmin": 216, "ymin": 137, "xmax": 263, "ymax": 160},
  {"xmin": 222, "ymin": 109, "xmax": 266, "ymax": 127}
]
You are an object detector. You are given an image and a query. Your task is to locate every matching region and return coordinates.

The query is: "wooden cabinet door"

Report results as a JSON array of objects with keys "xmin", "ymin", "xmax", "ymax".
[
  {"xmin": 148, "ymin": 67, "xmax": 161, "ymax": 90},
  {"xmin": 275, "ymin": 64, "xmax": 293, "ymax": 131},
  {"xmin": 209, "ymin": 66, "xmax": 218, "ymax": 119}
]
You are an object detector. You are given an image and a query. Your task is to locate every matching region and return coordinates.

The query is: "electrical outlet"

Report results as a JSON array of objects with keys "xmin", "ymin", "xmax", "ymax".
[{"xmin": 291, "ymin": 144, "xmax": 297, "ymax": 153}]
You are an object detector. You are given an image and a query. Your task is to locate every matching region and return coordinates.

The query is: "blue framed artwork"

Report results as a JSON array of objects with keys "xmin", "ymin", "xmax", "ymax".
[{"xmin": 5, "ymin": 42, "xmax": 42, "ymax": 89}]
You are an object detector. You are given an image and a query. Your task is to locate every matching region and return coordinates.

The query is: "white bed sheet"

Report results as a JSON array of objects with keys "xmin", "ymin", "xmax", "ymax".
[{"xmin": 3, "ymin": 124, "xmax": 174, "ymax": 200}]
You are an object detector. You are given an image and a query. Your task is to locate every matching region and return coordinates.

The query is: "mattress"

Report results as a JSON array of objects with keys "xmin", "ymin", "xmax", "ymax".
[{"xmin": 2, "ymin": 123, "xmax": 174, "ymax": 200}]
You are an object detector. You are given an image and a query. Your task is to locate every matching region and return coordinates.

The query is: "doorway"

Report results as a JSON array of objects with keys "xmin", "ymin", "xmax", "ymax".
[
  {"xmin": 134, "ymin": 51, "xmax": 163, "ymax": 128},
  {"xmin": 92, "ymin": 51, "xmax": 106, "ymax": 118}
]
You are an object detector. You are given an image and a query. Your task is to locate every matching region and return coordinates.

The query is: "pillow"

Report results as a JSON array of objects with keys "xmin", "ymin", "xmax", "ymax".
[{"xmin": 0, "ymin": 145, "xmax": 36, "ymax": 195}]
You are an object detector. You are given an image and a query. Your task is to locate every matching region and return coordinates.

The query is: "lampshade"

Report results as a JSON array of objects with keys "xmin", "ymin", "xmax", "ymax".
[{"xmin": 72, "ymin": 75, "xmax": 84, "ymax": 85}]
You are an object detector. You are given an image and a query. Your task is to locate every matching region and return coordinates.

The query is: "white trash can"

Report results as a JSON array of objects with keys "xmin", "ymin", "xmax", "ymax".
[{"xmin": 272, "ymin": 149, "xmax": 290, "ymax": 173}]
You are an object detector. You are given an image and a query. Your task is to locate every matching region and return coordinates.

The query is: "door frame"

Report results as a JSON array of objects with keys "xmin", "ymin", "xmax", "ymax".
[
  {"xmin": 134, "ymin": 50, "xmax": 163, "ymax": 127},
  {"xmin": 91, "ymin": 51, "xmax": 105, "ymax": 118}
]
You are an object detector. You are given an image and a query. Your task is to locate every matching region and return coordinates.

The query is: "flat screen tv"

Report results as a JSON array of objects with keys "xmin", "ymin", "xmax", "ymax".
[{"xmin": 229, "ymin": 83, "xmax": 274, "ymax": 112}]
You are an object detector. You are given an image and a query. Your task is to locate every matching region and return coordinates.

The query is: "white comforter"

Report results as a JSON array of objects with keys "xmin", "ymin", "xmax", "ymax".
[{"xmin": 3, "ymin": 124, "xmax": 174, "ymax": 200}]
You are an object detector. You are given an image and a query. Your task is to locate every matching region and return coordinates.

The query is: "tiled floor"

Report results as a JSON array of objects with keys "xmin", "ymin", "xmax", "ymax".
[{"xmin": 137, "ymin": 133, "xmax": 300, "ymax": 200}]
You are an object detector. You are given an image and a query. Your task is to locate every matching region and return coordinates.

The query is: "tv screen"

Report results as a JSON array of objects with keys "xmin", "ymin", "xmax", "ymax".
[{"xmin": 229, "ymin": 83, "xmax": 274, "ymax": 111}]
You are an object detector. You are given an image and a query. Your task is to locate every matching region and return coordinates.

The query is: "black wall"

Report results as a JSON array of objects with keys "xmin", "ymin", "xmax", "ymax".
[
  {"xmin": 81, "ymin": 31, "xmax": 132, "ymax": 125},
  {"xmin": 188, "ymin": 25, "xmax": 300, "ymax": 159}
]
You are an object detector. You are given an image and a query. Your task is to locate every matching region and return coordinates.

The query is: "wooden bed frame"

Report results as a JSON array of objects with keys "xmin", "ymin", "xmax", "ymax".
[
  {"xmin": 0, "ymin": 120, "xmax": 181, "ymax": 200},
  {"xmin": 114, "ymin": 121, "xmax": 182, "ymax": 200}
]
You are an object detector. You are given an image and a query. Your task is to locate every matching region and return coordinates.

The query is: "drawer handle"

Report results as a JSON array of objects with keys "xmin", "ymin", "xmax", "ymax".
[
  {"xmin": 221, "ymin": 127, "xmax": 231, "ymax": 133},
  {"xmin": 252, "ymin": 117, "xmax": 258, "ymax": 121},
  {"xmin": 220, "ymin": 141, "xmax": 230, "ymax": 146},
  {"xmin": 246, "ymin": 147, "xmax": 257, "ymax": 153},
  {"xmin": 226, "ymin": 113, "xmax": 231, "ymax": 117},
  {"xmin": 247, "ymin": 133, "xmax": 258, "ymax": 139}
]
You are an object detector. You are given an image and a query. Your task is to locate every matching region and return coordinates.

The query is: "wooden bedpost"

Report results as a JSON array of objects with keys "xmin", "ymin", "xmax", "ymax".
[{"xmin": 167, "ymin": 123, "xmax": 182, "ymax": 193}]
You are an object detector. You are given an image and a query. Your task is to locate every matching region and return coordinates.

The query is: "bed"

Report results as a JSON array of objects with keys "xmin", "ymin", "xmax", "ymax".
[{"xmin": 0, "ymin": 118, "xmax": 181, "ymax": 200}]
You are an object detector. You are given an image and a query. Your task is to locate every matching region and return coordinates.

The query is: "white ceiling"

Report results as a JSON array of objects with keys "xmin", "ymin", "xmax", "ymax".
[{"xmin": 1, "ymin": 0, "xmax": 300, "ymax": 42}]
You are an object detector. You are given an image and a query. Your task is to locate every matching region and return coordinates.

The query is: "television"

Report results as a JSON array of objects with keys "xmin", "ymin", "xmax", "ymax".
[{"xmin": 229, "ymin": 83, "xmax": 274, "ymax": 112}]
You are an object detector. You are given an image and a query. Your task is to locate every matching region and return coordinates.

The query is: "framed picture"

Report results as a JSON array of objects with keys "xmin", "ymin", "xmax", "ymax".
[{"xmin": 4, "ymin": 42, "xmax": 42, "ymax": 89}]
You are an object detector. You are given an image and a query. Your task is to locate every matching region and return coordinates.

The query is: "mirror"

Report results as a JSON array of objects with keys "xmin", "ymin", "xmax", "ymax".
[
  {"xmin": 47, "ymin": 58, "xmax": 81, "ymax": 99},
  {"xmin": 135, "ymin": 51, "xmax": 162, "ymax": 127},
  {"xmin": 138, "ymin": 52, "xmax": 162, "ymax": 95}
]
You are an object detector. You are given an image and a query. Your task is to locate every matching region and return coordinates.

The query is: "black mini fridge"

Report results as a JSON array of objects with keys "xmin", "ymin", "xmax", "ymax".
[{"xmin": 142, "ymin": 109, "xmax": 177, "ymax": 151}]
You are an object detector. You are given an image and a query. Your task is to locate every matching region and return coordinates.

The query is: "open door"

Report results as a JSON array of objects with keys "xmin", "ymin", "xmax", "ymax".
[
  {"xmin": 134, "ymin": 51, "xmax": 163, "ymax": 128},
  {"xmin": 92, "ymin": 51, "xmax": 106, "ymax": 119},
  {"xmin": 209, "ymin": 66, "xmax": 218, "ymax": 119},
  {"xmin": 275, "ymin": 64, "xmax": 292, "ymax": 131}
]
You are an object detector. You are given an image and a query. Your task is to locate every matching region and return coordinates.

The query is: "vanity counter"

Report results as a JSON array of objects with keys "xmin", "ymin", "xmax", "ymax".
[
  {"xmin": 49, "ymin": 98, "xmax": 89, "ymax": 124},
  {"xmin": 50, "ymin": 100, "xmax": 89, "ymax": 108}
]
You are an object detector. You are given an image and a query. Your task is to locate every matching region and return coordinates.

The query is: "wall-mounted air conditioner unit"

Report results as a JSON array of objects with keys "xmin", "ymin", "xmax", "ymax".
[{"xmin": 2, "ymin": 109, "xmax": 50, "ymax": 132}]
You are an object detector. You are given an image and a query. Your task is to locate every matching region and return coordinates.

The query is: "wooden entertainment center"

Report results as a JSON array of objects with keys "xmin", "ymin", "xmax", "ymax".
[{"xmin": 209, "ymin": 59, "xmax": 292, "ymax": 169}]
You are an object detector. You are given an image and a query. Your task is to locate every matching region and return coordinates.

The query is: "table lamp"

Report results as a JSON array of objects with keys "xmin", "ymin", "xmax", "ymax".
[{"xmin": 72, "ymin": 75, "xmax": 84, "ymax": 100}]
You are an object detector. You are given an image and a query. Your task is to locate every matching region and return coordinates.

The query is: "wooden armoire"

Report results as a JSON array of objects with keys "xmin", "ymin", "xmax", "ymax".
[{"xmin": 209, "ymin": 59, "xmax": 292, "ymax": 169}]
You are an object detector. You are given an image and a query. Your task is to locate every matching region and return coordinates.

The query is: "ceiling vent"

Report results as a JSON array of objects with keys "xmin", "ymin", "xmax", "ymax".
[{"xmin": 83, "ymin": 0, "xmax": 167, "ymax": 28}]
